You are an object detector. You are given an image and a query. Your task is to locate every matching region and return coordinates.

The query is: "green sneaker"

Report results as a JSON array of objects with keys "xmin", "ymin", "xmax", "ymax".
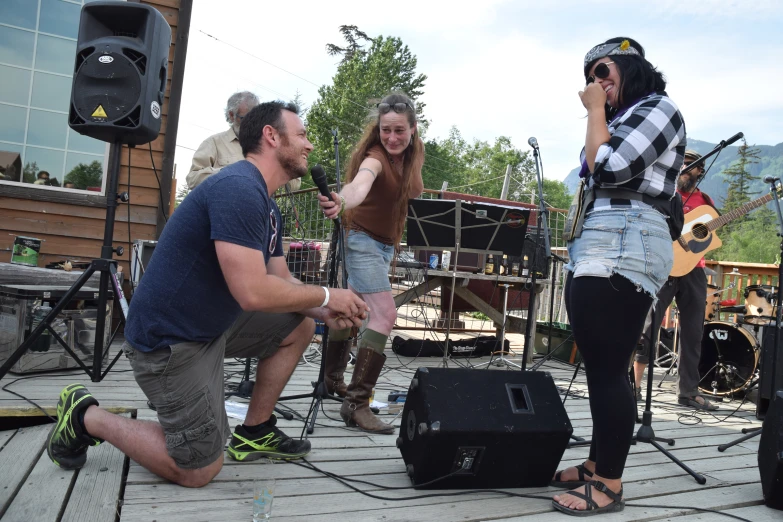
[
  {"xmin": 47, "ymin": 384, "xmax": 102, "ymax": 470},
  {"xmin": 227, "ymin": 414, "xmax": 311, "ymax": 461}
]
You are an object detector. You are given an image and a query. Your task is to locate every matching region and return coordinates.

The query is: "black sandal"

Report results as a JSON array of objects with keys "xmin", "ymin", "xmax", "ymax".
[
  {"xmin": 550, "ymin": 463, "xmax": 594, "ymax": 488},
  {"xmin": 552, "ymin": 479, "xmax": 625, "ymax": 517}
]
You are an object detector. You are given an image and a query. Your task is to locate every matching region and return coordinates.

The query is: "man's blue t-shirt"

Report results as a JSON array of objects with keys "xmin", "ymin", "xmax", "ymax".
[{"xmin": 124, "ymin": 160, "xmax": 283, "ymax": 352}]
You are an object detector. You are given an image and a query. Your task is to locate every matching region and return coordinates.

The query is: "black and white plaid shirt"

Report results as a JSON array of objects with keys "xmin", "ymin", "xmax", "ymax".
[{"xmin": 581, "ymin": 92, "xmax": 686, "ymax": 212}]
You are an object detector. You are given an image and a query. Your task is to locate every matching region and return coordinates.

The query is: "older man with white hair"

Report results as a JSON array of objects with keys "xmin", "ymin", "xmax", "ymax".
[
  {"xmin": 187, "ymin": 92, "xmax": 302, "ymax": 191},
  {"xmin": 186, "ymin": 91, "xmax": 259, "ymax": 189}
]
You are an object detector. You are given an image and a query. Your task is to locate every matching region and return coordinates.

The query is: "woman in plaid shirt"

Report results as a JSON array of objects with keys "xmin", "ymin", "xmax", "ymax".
[{"xmin": 552, "ymin": 37, "xmax": 685, "ymax": 517}]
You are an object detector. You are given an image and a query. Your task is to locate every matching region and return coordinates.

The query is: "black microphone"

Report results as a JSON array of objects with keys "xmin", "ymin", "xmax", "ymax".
[
  {"xmin": 310, "ymin": 164, "xmax": 331, "ymax": 199},
  {"xmin": 763, "ymin": 175, "xmax": 780, "ymax": 184},
  {"xmin": 721, "ymin": 132, "xmax": 744, "ymax": 147},
  {"xmin": 527, "ymin": 137, "xmax": 539, "ymax": 149}
]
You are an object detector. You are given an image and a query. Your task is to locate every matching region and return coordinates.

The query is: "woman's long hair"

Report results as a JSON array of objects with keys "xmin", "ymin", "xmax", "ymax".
[
  {"xmin": 584, "ymin": 37, "xmax": 667, "ymax": 122},
  {"xmin": 343, "ymin": 92, "xmax": 425, "ymax": 246}
]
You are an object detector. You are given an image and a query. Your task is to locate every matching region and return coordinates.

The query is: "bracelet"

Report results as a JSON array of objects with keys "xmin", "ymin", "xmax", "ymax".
[
  {"xmin": 320, "ymin": 286, "xmax": 330, "ymax": 307},
  {"xmin": 338, "ymin": 195, "xmax": 346, "ymax": 217}
]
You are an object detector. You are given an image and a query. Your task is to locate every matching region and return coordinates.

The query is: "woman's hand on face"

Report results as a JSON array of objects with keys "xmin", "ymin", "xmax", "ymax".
[{"xmin": 579, "ymin": 82, "xmax": 607, "ymax": 112}]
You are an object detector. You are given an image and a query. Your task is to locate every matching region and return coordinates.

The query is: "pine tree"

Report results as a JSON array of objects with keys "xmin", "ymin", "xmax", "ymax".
[{"xmin": 721, "ymin": 139, "xmax": 761, "ymax": 219}]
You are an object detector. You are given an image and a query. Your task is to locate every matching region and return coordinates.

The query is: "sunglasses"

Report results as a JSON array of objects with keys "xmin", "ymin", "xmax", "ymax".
[
  {"xmin": 586, "ymin": 61, "xmax": 614, "ymax": 85},
  {"xmin": 377, "ymin": 102, "xmax": 414, "ymax": 114}
]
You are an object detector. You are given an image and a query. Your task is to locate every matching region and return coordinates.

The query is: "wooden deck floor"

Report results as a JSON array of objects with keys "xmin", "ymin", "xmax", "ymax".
[{"xmin": 0, "ymin": 333, "xmax": 777, "ymax": 522}]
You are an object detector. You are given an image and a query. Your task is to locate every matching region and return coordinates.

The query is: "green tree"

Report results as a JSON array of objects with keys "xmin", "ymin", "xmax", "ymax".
[
  {"xmin": 174, "ymin": 184, "xmax": 190, "ymax": 209},
  {"xmin": 709, "ymin": 208, "xmax": 780, "ymax": 263},
  {"xmin": 23, "ymin": 161, "xmax": 39, "ymax": 184},
  {"xmin": 292, "ymin": 89, "xmax": 308, "ymax": 119},
  {"xmin": 721, "ymin": 139, "xmax": 761, "ymax": 222},
  {"xmin": 539, "ymin": 179, "xmax": 572, "ymax": 210},
  {"xmin": 306, "ymin": 26, "xmax": 428, "ymax": 185},
  {"xmin": 64, "ymin": 160, "xmax": 103, "ymax": 190}
]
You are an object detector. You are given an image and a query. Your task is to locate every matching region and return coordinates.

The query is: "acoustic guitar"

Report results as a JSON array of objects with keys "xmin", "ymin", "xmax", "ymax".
[{"xmin": 670, "ymin": 186, "xmax": 781, "ymax": 277}]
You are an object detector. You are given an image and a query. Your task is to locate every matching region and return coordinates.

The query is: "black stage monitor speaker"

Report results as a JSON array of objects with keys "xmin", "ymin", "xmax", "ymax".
[
  {"xmin": 396, "ymin": 368, "xmax": 572, "ymax": 489},
  {"xmin": 407, "ymin": 199, "xmax": 530, "ymax": 257},
  {"xmin": 68, "ymin": 1, "xmax": 171, "ymax": 145},
  {"xmin": 758, "ymin": 326, "xmax": 783, "ymax": 418},
  {"xmin": 758, "ymin": 390, "xmax": 783, "ymax": 510}
]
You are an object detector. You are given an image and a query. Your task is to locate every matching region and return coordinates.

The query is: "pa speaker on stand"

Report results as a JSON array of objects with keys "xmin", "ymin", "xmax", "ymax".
[
  {"xmin": 69, "ymin": 1, "xmax": 171, "ymax": 145},
  {"xmin": 0, "ymin": 2, "xmax": 172, "ymax": 383}
]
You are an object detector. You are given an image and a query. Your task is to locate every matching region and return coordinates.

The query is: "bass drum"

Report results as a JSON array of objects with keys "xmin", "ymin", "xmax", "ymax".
[{"xmin": 698, "ymin": 321, "xmax": 759, "ymax": 396}]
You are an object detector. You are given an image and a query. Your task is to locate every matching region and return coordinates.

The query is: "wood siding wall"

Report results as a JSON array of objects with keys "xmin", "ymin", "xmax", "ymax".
[{"xmin": 0, "ymin": 0, "xmax": 189, "ymax": 275}]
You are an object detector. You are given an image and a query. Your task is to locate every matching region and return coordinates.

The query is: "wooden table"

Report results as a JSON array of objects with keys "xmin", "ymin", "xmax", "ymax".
[{"xmin": 393, "ymin": 269, "xmax": 548, "ymax": 364}]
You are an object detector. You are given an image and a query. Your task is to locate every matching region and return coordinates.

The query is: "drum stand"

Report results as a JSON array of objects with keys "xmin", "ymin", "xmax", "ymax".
[
  {"xmin": 718, "ymin": 177, "xmax": 783, "ymax": 452},
  {"xmin": 656, "ymin": 308, "xmax": 681, "ymax": 386}
]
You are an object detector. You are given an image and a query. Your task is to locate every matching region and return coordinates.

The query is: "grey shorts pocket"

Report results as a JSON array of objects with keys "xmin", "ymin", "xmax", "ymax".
[{"xmin": 156, "ymin": 385, "xmax": 221, "ymax": 469}]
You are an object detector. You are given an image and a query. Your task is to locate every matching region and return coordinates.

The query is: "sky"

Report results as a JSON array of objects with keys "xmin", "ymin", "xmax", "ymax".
[{"xmin": 173, "ymin": 0, "xmax": 783, "ymax": 189}]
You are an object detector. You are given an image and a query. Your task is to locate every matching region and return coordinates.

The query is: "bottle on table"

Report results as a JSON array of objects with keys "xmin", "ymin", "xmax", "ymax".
[
  {"xmin": 522, "ymin": 255, "xmax": 529, "ymax": 277},
  {"xmin": 501, "ymin": 255, "xmax": 509, "ymax": 276},
  {"xmin": 484, "ymin": 254, "xmax": 495, "ymax": 275}
]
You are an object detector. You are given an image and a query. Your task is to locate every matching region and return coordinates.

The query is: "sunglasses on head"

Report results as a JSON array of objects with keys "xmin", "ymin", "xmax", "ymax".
[
  {"xmin": 586, "ymin": 61, "xmax": 614, "ymax": 85},
  {"xmin": 377, "ymin": 102, "xmax": 414, "ymax": 114}
]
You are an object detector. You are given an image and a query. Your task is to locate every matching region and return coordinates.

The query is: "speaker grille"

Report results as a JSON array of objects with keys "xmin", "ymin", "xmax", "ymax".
[
  {"xmin": 74, "ymin": 47, "xmax": 94, "ymax": 72},
  {"xmin": 114, "ymin": 106, "xmax": 141, "ymax": 128},
  {"xmin": 122, "ymin": 48, "xmax": 147, "ymax": 75},
  {"xmin": 71, "ymin": 51, "xmax": 142, "ymax": 123}
]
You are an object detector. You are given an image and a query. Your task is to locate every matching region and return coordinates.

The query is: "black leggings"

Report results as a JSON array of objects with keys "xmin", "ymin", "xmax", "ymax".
[{"xmin": 564, "ymin": 272, "xmax": 653, "ymax": 479}]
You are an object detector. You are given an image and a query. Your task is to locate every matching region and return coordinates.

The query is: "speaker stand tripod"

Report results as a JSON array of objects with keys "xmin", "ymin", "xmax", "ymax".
[{"xmin": 0, "ymin": 142, "xmax": 129, "ymax": 383}]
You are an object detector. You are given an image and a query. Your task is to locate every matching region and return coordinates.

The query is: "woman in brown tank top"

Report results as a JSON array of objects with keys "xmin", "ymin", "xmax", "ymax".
[{"xmin": 318, "ymin": 92, "xmax": 424, "ymax": 433}]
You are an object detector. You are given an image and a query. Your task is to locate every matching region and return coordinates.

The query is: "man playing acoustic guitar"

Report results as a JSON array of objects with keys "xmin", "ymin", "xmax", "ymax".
[{"xmin": 634, "ymin": 149, "xmax": 719, "ymax": 410}]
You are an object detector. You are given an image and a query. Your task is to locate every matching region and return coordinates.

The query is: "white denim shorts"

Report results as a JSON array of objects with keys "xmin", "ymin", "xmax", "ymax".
[{"xmin": 565, "ymin": 207, "xmax": 673, "ymax": 298}]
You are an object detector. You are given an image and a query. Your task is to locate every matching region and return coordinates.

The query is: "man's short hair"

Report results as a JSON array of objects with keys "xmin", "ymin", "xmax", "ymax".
[
  {"xmin": 239, "ymin": 101, "xmax": 299, "ymax": 157},
  {"xmin": 224, "ymin": 91, "xmax": 259, "ymax": 124}
]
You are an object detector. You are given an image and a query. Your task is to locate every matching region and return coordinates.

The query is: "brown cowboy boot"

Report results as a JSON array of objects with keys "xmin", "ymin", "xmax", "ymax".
[
  {"xmin": 340, "ymin": 348, "xmax": 395, "ymax": 434},
  {"xmin": 324, "ymin": 339, "xmax": 351, "ymax": 397}
]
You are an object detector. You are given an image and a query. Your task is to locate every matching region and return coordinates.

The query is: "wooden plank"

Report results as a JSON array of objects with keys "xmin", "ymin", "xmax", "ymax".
[
  {"xmin": 61, "ymin": 415, "xmax": 130, "ymax": 522},
  {"xmin": 0, "ymin": 425, "xmax": 53, "ymax": 517},
  {"xmin": 653, "ymin": 504, "xmax": 779, "ymax": 521},
  {"xmin": 0, "ymin": 429, "xmax": 13, "ymax": 450},
  {"xmin": 3, "ymin": 435, "xmax": 77, "ymax": 521},
  {"xmin": 0, "ymin": 197, "xmax": 157, "ymax": 225},
  {"xmin": 0, "ymin": 406, "xmax": 133, "ymax": 417},
  {"xmin": 0, "ymin": 209, "xmax": 157, "ymax": 242}
]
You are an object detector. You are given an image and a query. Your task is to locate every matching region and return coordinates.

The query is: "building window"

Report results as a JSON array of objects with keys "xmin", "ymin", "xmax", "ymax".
[{"xmin": 0, "ymin": 0, "xmax": 109, "ymax": 194}]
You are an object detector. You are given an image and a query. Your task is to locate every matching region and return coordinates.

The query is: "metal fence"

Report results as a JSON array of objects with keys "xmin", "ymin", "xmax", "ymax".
[{"xmin": 274, "ymin": 186, "xmax": 570, "ymax": 326}]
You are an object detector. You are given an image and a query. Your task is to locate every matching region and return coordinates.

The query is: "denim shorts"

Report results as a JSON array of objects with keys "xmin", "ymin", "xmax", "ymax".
[
  {"xmin": 122, "ymin": 311, "xmax": 304, "ymax": 469},
  {"xmin": 565, "ymin": 207, "xmax": 673, "ymax": 299},
  {"xmin": 345, "ymin": 230, "xmax": 394, "ymax": 294}
]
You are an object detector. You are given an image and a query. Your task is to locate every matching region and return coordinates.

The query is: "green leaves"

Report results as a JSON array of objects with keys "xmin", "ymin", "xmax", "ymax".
[
  {"xmin": 306, "ymin": 28, "xmax": 427, "ymax": 186},
  {"xmin": 63, "ymin": 160, "xmax": 103, "ymax": 190}
]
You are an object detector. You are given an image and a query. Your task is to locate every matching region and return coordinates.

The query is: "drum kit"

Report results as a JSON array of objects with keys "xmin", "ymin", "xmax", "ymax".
[{"xmin": 659, "ymin": 269, "xmax": 779, "ymax": 398}]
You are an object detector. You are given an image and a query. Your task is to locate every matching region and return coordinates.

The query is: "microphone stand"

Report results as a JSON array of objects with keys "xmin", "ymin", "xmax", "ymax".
[
  {"xmin": 276, "ymin": 131, "xmax": 348, "ymax": 436},
  {"xmin": 681, "ymin": 132, "xmax": 742, "ymax": 209},
  {"xmin": 718, "ymin": 176, "xmax": 783, "ymax": 452},
  {"xmin": 521, "ymin": 144, "xmax": 551, "ymax": 370}
]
